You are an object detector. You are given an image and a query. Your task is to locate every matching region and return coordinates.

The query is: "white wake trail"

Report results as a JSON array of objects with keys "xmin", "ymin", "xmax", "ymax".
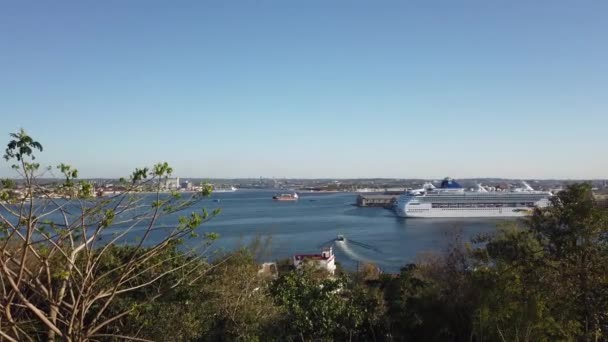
[{"xmin": 335, "ymin": 240, "xmax": 370, "ymax": 263}]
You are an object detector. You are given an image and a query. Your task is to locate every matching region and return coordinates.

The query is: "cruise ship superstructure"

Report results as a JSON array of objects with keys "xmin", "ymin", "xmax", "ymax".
[{"xmin": 395, "ymin": 178, "xmax": 552, "ymax": 218}]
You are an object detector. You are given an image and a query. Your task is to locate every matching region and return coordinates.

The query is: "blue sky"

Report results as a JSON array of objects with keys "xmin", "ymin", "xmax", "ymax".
[{"xmin": 1, "ymin": 1, "xmax": 606, "ymax": 179}]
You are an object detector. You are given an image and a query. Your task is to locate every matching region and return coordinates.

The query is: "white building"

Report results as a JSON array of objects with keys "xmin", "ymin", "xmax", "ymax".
[
  {"xmin": 292, "ymin": 247, "xmax": 336, "ymax": 275},
  {"xmin": 163, "ymin": 177, "xmax": 180, "ymax": 190}
]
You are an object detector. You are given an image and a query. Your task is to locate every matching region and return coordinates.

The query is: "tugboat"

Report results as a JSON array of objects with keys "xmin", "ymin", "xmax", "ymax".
[
  {"xmin": 336, "ymin": 234, "xmax": 345, "ymax": 242},
  {"xmin": 272, "ymin": 193, "xmax": 299, "ymax": 201}
]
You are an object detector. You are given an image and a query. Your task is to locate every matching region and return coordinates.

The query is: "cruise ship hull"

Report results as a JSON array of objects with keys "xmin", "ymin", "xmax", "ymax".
[{"xmin": 395, "ymin": 206, "xmax": 534, "ymax": 218}]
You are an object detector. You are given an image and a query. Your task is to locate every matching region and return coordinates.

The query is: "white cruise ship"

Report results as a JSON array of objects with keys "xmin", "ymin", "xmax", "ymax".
[{"xmin": 394, "ymin": 177, "xmax": 552, "ymax": 218}]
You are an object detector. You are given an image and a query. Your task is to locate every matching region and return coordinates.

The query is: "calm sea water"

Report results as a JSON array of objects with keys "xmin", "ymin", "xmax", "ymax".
[
  {"xmin": 2, "ymin": 190, "xmax": 512, "ymax": 273},
  {"xmin": 186, "ymin": 190, "xmax": 508, "ymax": 272}
]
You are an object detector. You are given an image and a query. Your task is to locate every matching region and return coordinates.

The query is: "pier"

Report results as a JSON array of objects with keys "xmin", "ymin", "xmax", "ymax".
[{"xmin": 357, "ymin": 194, "xmax": 399, "ymax": 208}]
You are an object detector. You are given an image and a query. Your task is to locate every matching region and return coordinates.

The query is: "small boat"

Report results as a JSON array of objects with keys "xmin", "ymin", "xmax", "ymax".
[
  {"xmin": 272, "ymin": 193, "xmax": 299, "ymax": 201},
  {"xmin": 336, "ymin": 234, "xmax": 345, "ymax": 242}
]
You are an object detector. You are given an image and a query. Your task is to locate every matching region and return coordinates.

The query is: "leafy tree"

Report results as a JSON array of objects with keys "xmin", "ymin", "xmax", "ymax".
[
  {"xmin": 527, "ymin": 183, "xmax": 608, "ymax": 340},
  {"xmin": 469, "ymin": 184, "xmax": 608, "ymax": 341},
  {"xmin": 270, "ymin": 267, "xmax": 363, "ymax": 341},
  {"xmin": 348, "ymin": 277, "xmax": 387, "ymax": 342},
  {"xmin": 200, "ymin": 248, "xmax": 282, "ymax": 341},
  {"xmin": 470, "ymin": 225, "xmax": 562, "ymax": 341},
  {"xmin": 90, "ymin": 244, "xmax": 212, "ymax": 341},
  {"xmin": 0, "ymin": 129, "xmax": 219, "ymax": 341}
]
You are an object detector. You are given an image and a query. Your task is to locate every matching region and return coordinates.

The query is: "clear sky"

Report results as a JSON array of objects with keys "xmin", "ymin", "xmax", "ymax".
[{"xmin": 1, "ymin": 1, "xmax": 606, "ymax": 179}]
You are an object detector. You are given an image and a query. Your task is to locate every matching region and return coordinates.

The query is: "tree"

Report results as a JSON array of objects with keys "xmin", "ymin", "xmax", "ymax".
[
  {"xmin": 199, "ymin": 247, "xmax": 282, "ymax": 341},
  {"xmin": 527, "ymin": 183, "xmax": 608, "ymax": 340},
  {"xmin": 470, "ymin": 224, "xmax": 562, "ymax": 341},
  {"xmin": 469, "ymin": 184, "xmax": 608, "ymax": 341},
  {"xmin": 0, "ymin": 129, "xmax": 219, "ymax": 341},
  {"xmin": 348, "ymin": 275, "xmax": 387, "ymax": 342},
  {"xmin": 269, "ymin": 267, "xmax": 363, "ymax": 341}
]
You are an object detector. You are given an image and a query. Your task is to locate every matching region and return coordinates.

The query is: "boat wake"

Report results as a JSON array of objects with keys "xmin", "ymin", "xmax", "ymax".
[{"xmin": 335, "ymin": 240, "xmax": 371, "ymax": 263}]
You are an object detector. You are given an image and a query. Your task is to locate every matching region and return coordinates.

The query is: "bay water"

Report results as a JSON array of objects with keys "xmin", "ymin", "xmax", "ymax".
[{"xmin": 196, "ymin": 190, "xmax": 509, "ymax": 272}]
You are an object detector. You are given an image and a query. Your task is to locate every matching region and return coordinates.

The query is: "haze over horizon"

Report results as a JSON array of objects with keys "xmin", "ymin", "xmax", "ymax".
[{"xmin": 1, "ymin": 1, "xmax": 607, "ymax": 179}]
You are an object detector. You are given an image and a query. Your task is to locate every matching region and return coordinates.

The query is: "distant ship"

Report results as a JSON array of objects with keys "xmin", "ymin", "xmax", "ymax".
[
  {"xmin": 213, "ymin": 186, "xmax": 237, "ymax": 193},
  {"xmin": 273, "ymin": 193, "xmax": 299, "ymax": 201},
  {"xmin": 394, "ymin": 177, "xmax": 552, "ymax": 218}
]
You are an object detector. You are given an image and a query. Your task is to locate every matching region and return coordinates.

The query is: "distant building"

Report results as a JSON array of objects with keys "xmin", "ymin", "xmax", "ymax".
[
  {"xmin": 293, "ymin": 247, "xmax": 336, "ymax": 275},
  {"xmin": 163, "ymin": 177, "xmax": 180, "ymax": 190},
  {"xmin": 181, "ymin": 180, "xmax": 192, "ymax": 190}
]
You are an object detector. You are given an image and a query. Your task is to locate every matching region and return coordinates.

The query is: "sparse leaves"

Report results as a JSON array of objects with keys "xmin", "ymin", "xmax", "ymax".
[
  {"xmin": 201, "ymin": 182, "xmax": 213, "ymax": 197},
  {"xmin": 1, "ymin": 178, "xmax": 15, "ymax": 189},
  {"xmin": 131, "ymin": 167, "xmax": 149, "ymax": 184},
  {"xmin": 1, "ymin": 130, "xmax": 221, "ymax": 341},
  {"xmin": 152, "ymin": 162, "xmax": 172, "ymax": 178},
  {"xmin": 4, "ymin": 128, "xmax": 43, "ymax": 161}
]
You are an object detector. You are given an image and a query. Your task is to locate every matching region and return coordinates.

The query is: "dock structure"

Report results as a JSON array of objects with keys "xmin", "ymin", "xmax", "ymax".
[{"xmin": 357, "ymin": 194, "xmax": 399, "ymax": 208}]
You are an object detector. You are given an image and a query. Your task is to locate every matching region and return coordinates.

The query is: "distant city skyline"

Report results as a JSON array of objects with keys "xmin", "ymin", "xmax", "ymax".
[{"xmin": 1, "ymin": 1, "xmax": 607, "ymax": 179}]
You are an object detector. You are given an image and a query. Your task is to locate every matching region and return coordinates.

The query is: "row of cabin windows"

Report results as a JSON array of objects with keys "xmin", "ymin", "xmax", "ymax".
[
  {"xmin": 438, "ymin": 208, "xmax": 517, "ymax": 211},
  {"xmin": 431, "ymin": 202, "xmax": 535, "ymax": 209},
  {"xmin": 425, "ymin": 196, "xmax": 544, "ymax": 200}
]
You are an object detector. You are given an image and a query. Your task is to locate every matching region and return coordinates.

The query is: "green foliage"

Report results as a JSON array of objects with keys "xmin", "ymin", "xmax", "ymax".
[
  {"xmin": 468, "ymin": 183, "xmax": 608, "ymax": 341},
  {"xmin": 201, "ymin": 182, "xmax": 214, "ymax": 197},
  {"xmin": 4, "ymin": 128, "xmax": 43, "ymax": 161},
  {"xmin": 200, "ymin": 249, "xmax": 282, "ymax": 341},
  {"xmin": 0, "ymin": 190, "xmax": 10, "ymax": 202},
  {"xmin": 1, "ymin": 178, "xmax": 15, "ymax": 189},
  {"xmin": 526, "ymin": 183, "xmax": 608, "ymax": 340},
  {"xmin": 470, "ymin": 226, "xmax": 562, "ymax": 341},
  {"xmin": 204, "ymin": 232, "xmax": 220, "ymax": 241},
  {"xmin": 1, "ymin": 128, "xmax": 229, "ymax": 341},
  {"xmin": 131, "ymin": 167, "xmax": 149, "ymax": 183},
  {"xmin": 94, "ymin": 248, "xmax": 283, "ymax": 342},
  {"xmin": 57, "ymin": 163, "xmax": 78, "ymax": 181},
  {"xmin": 78, "ymin": 180, "xmax": 93, "ymax": 198},
  {"xmin": 93, "ymin": 244, "xmax": 211, "ymax": 341},
  {"xmin": 153, "ymin": 161, "xmax": 173, "ymax": 177},
  {"xmin": 269, "ymin": 269, "xmax": 366, "ymax": 341},
  {"xmin": 100, "ymin": 209, "xmax": 115, "ymax": 228}
]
